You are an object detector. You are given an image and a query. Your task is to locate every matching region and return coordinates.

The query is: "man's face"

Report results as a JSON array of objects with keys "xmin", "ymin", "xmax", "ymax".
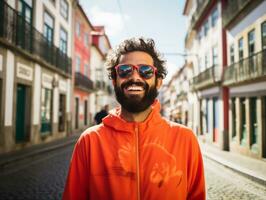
[{"xmin": 113, "ymin": 51, "xmax": 162, "ymax": 113}]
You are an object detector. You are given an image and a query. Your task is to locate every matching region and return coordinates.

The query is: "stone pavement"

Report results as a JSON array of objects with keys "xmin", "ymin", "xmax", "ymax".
[
  {"xmin": 0, "ymin": 133, "xmax": 80, "ymax": 175},
  {"xmin": 199, "ymin": 140, "xmax": 266, "ymax": 186}
]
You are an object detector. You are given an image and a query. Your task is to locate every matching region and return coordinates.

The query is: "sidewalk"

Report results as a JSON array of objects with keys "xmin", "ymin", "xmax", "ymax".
[
  {"xmin": 199, "ymin": 141, "xmax": 266, "ymax": 186},
  {"xmin": 0, "ymin": 133, "xmax": 80, "ymax": 175}
]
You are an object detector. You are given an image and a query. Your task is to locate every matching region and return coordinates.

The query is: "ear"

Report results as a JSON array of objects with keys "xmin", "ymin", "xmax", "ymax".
[{"xmin": 156, "ymin": 78, "xmax": 163, "ymax": 89}]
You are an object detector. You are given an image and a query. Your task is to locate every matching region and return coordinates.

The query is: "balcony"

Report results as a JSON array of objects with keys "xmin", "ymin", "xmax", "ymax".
[
  {"xmin": 223, "ymin": 49, "xmax": 266, "ymax": 86},
  {"xmin": 0, "ymin": 1, "xmax": 72, "ymax": 75},
  {"xmin": 75, "ymin": 72, "xmax": 94, "ymax": 92},
  {"xmin": 190, "ymin": 0, "xmax": 212, "ymax": 30},
  {"xmin": 191, "ymin": 65, "xmax": 222, "ymax": 90},
  {"xmin": 222, "ymin": 0, "xmax": 262, "ymax": 28}
]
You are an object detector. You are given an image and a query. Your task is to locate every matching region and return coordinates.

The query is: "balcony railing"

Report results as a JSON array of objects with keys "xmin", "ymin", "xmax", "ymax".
[
  {"xmin": 222, "ymin": 0, "xmax": 259, "ymax": 28},
  {"xmin": 192, "ymin": 65, "xmax": 222, "ymax": 90},
  {"xmin": 0, "ymin": 1, "xmax": 71, "ymax": 75},
  {"xmin": 75, "ymin": 72, "xmax": 94, "ymax": 92},
  {"xmin": 223, "ymin": 49, "xmax": 266, "ymax": 86}
]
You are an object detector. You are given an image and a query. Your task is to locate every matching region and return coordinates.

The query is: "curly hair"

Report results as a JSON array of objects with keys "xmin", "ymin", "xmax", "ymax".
[{"xmin": 105, "ymin": 37, "xmax": 167, "ymax": 80}]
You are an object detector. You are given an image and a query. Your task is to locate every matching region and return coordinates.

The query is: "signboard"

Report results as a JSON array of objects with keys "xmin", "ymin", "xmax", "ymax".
[
  {"xmin": 17, "ymin": 63, "xmax": 33, "ymax": 81},
  {"xmin": 42, "ymin": 73, "xmax": 53, "ymax": 89}
]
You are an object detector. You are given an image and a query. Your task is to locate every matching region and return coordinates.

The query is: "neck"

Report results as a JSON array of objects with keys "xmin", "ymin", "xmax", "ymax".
[{"xmin": 120, "ymin": 106, "xmax": 152, "ymax": 122}]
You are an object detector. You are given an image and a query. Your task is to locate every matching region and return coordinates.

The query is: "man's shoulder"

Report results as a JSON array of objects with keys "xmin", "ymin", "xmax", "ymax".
[{"xmin": 163, "ymin": 119, "xmax": 197, "ymax": 140}]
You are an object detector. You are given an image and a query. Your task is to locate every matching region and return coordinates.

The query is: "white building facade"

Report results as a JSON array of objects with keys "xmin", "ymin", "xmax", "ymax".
[{"xmin": 0, "ymin": 0, "xmax": 73, "ymax": 153}]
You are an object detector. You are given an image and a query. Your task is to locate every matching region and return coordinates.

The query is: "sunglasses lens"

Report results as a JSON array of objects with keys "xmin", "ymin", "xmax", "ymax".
[
  {"xmin": 117, "ymin": 65, "xmax": 132, "ymax": 78},
  {"xmin": 139, "ymin": 65, "xmax": 154, "ymax": 79}
]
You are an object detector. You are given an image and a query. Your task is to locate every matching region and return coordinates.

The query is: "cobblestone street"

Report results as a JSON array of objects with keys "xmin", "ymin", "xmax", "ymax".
[
  {"xmin": 204, "ymin": 157, "xmax": 266, "ymax": 200},
  {"xmin": 0, "ymin": 145, "xmax": 74, "ymax": 200},
  {"xmin": 0, "ymin": 143, "xmax": 266, "ymax": 200}
]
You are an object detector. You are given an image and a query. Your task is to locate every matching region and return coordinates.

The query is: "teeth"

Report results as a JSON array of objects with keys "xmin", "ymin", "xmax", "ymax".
[{"xmin": 127, "ymin": 86, "xmax": 143, "ymax": 91}]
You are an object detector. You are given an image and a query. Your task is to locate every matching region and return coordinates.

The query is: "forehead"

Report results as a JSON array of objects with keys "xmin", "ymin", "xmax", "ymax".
[{"xmin": 119, "ymin": 51, "xmax": 154, "ymax": 65}]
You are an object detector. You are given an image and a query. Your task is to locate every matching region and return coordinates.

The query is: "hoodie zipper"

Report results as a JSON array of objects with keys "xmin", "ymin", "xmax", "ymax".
[{"xmin": 134, "ymin": 125, "xmax": 140, "ymax": 200}]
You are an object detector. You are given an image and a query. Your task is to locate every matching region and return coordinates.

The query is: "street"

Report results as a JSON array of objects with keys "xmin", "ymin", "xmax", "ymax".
[{"xmin": 0, "ymin": 143, "xmax": 265, "ymax": 200}]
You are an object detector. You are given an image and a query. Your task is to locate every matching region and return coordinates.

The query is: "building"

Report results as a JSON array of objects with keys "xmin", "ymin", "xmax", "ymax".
[
  {"xmin": 0, "ymin": 0, "xmax": 73, "ymax": 153},
  {"xmin": 159, "ymin": 64, "xmax": 192, "ymax": 126},
  {"xmin": 183, "ymin": 0, "xmax": 229, "ymax": 149},
  {"xmin": 90, "ymin": 26, "xmax": 115, "ymax": 120},
  {"xmin": 72, "ymin": 3, "xmax": 94, "ymax": 131},
  {"xmin": 223, "ymin": 0, "xmax": 266, "ymax": 159}
]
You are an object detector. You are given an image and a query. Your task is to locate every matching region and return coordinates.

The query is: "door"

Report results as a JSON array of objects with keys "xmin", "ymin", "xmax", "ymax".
[
  {"xmin": 240, "ymin": 98, "xmax": 247, "ymax": 146},
  {"xmin": 58, "ymin": 94, "xmax": 66, "ymax": 132},
  {"xmin": 84, "ymin": 100, "xmax": 88, "ymax": 126},
  {"xmin": 250, "ymin": 97, "xmax": 258, "ymax": 148},
  {"xmin": 263, "ymin": 96, "xmax": 266, "ymax": 158},
  {"xmin": 75, "ymin": 97, "xmax": 79, "ymax": 129},
  {"xmin": 16, "ymin": 84, "xmax": 30, "ymax": 142},
  {"xmin": 213, "ymin": 97, "xmax": 219, "ymax": 143}
]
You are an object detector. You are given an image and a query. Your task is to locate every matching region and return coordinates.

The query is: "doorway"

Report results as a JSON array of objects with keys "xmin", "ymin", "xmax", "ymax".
[
  {"xmin": 15, "ymin": 84, "xmax": 31, "ymax": 142},
  {"xmin": 263, "ymin": 96, "xmax": 266, "ymax": 158},
  {"xmin": 75, "ymin": 97, "xmax": 79, "ymax": 129},
  {"xmin": 213, "ymin": 97, "xmax": 219, "ymax": 143},
  {"xmin": 84, "ymin": 100, "xmax": 88, "ymax": 126},
  {"xmin": 58, "ymin": 94, "xmax": 66, "ymax": 132}
]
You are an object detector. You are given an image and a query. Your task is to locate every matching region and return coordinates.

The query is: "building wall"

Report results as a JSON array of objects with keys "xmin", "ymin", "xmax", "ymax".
[
  {"xmin": 0, "ymin": 0, "xmax": 72, "ymax": 154},
  {"xmin": 225, "ymin": 1, "xmax": 266, "ymax": 159},
  {"xmin": 35, "ymin": 0, "xmax": 73, "ymax": 57},
  {"xmin": 72, "ymin": 4, "xmax": 93, "ymax": 131}
]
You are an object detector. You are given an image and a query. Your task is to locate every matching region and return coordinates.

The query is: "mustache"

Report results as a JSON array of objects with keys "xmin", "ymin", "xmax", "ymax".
[{"xmin": 121, "ymin": 80, "xmax": 148, "ymax": 90}]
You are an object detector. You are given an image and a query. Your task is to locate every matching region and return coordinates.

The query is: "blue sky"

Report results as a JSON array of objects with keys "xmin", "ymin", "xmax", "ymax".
[{"xmin": 80, "ymin": 0, "xmax": 187, "ymax": 83}]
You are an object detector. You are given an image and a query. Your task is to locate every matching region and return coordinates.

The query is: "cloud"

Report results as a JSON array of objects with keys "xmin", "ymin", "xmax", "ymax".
[{"xmin": 87, "ymin": 6, "xmax": 130, "ymax": 36}]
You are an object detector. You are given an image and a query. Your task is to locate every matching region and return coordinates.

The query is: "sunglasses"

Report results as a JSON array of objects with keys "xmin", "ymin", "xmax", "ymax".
[{"xmin": 115, "ymin": 64, "xmax": 157, "ymax": 79}]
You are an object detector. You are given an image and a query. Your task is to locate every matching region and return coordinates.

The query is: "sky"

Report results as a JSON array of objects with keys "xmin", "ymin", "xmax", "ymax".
[{"xmin": 79, "ymin": 0, "xmax": 187, "ymax": 83}]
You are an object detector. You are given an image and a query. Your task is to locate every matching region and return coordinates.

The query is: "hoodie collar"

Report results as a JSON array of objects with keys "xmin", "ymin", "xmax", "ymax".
[{"xmin": 102, "ymin": 99, "xmax": 162, "ymax": 133}]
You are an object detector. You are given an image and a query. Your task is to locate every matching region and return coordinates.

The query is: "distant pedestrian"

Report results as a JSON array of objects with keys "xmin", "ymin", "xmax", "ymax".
[{"xmin": 94, "ymin": 105, "xmax": 109, "ymax": 124}]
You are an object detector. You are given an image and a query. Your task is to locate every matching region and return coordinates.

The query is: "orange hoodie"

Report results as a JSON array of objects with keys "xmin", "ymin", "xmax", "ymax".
[{"xmin": 63, "ymin": 100, "xmax": 205, "ymax": 200}]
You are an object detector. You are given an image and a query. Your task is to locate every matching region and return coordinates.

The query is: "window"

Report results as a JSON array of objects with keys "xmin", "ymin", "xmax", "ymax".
[
  {"xmin": 59, "ymin": 27, "xmax": 67, "ymax": 54},
  {"xmin": 60, "ymin": 0, "xmax": 69, "ymax": 20},
  {"xmin": 262, "ymin": 21, "xmax": 266, "ymax": 49},
  {"xmin": 18, "ymin": 0, "xmax": 33, "ymax": 23},
  {"xmin": 41, "ymin": 88, "xmax": 52, "ymax": 133},
  {"xmin": 211, "ymin": 7, "xmax": 218, "ymax": 27},
  {"xmin": 44, "ymin": 11, "xmax": 54, "ymax": 43},
  {"xmin": 212, "ymin": 46, "xmax": 218, "ymax": 65},
  {"xmin": 76, "ymin": 22, "xmax": 81, "ymax": 37},
  {"xmin": 203, "ymin": 20, "xmax": 209, "ymax": 36},
  {"xmin": 84, "ymin": 33, "xmax": 90, "ymax": 47},
  {"xmin": 230, "ymin": 44, "xmax": 235, "ymax": 64},
  {"xmin": 76, "ymin": 56, "xmax": 80, "ymax": 72},
  {"xmin": 248, "ymin": 29, "xmax": 255, "ymax": 55},
  {"xmin": 238, "ymin": 37, "xmax": 244, "ymax": 60}
]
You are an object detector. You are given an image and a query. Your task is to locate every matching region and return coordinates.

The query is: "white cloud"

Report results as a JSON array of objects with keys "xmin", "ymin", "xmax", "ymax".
[{"xmin": 88, "ymin": 6, "xmax": 130, "ymax": 36}]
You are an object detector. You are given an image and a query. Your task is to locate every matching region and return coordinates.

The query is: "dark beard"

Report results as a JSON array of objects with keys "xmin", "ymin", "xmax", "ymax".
[{"xmin": 114, "ymin": 79, "xmax": 158, "ymax": 113}]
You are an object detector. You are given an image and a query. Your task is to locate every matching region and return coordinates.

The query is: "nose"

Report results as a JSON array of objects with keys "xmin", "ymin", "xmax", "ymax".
[{"xmin": 130, "ymin": 68, "xmax": 142, "ymax": 81}]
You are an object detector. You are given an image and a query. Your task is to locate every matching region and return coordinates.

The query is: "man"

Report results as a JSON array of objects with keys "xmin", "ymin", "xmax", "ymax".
[
  {"xmin": 94, "ymin": 104, "xmax": 109, "ymax": 124},
  {"xmin": 63, "ymin": 38, "xmax": 205, "ymax": 200}
]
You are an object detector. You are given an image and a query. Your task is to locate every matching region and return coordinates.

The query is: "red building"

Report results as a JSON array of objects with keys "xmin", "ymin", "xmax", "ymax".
[
  {"xmin": 72, "ymin": 3, "xmax": 94, "ymax": 131},
  {"xmin": 90, "ymin": 26, "xmax": 114, "ymax": 114}
]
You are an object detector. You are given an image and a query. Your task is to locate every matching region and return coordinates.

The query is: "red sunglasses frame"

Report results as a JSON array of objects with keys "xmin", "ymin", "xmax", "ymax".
[{"xmin": 115, "ymin": 64, "xmax": 157, "ymax": 79}]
